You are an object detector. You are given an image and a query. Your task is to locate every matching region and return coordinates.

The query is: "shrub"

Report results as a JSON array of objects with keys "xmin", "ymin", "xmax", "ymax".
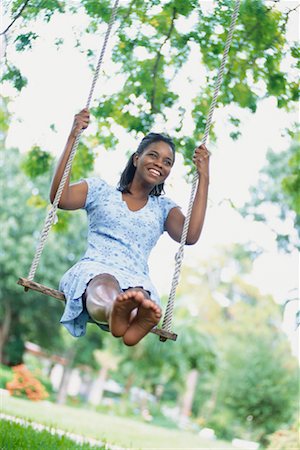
[
  {"xmin": 265, "ymin": 426, "xmax": 299, "ymax": 450},
  {"xmin": 0, "ymin": 363, "xmax": 13, "ymax": 389},
  {"xmin": 6, "ymin": 364, "xmax": 49, "ymax": 401}
]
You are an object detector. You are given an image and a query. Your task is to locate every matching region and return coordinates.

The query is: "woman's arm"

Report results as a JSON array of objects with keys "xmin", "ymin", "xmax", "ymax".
[
  {"xmin": 49, "ymin": 108, "xmax": 90, "ymax": 210},
  {"xmin": 165, "ymin": 144, "xmax": 210, "ymax": 245}
]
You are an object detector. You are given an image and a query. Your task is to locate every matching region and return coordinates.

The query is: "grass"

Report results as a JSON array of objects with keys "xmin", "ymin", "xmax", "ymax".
[
  {"xmin": 0, "ymin": 419, "xmax": 105, "ymax": 449},
  {"xmin": 1, "ymin": 396, "xmax": 237, "ymax": 449}
]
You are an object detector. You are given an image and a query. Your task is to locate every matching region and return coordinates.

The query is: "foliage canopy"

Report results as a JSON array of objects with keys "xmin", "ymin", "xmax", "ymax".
[{"xmin": 2, "ymin": 0, "xmax": 299, "ymax": 164}]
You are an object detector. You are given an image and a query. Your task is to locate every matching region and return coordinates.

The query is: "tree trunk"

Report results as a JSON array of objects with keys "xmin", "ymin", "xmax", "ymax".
[
  {"xmin": 204, "ymin": 381, "xmax": 219, "ymax": 418},
  {"xmin": 0, "ymin": 301, "xmax": 12, "ymax": 364},
  {"xmin": 154, "ymin": 384, "xmax": 164, "ymax": 402},
  {"xmin": 88, "ymin": 366, "xmax": 108, "ymax": 406},
  {"xmin": 56, "ymin": 346, "xmax": 76, "ymax": 405},
  {"xmin": 181, "ymin": 369, "xmax": 199, "ymax": 417},
  {"xmin": 124, "ymin": 372, "xmax": 135, "ymax": 395}
]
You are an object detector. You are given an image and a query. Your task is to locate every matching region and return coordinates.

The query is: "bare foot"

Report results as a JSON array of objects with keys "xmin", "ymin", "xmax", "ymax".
[
  {"xmin": 110, "ymin": 290, "xmax": 144, "ymax": 337},
  {"xmin": 123, "ymin": 298, "xmax": 162, "ymax": 346}
]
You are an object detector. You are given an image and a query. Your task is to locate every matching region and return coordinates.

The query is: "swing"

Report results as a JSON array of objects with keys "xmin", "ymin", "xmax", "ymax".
[{"xmin": 18, "ymin": 0, "xmax": 241, "ymax": 342}]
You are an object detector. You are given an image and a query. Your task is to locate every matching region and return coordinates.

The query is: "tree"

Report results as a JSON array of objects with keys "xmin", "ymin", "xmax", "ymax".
[
  {"xmin": 107, "ymin": 323, "xmax": 216, "ymax": 416},
  {"xmin": 2, "ymin": 0, "xmax": 299, "ymax": 166},
  {"xmin": 174, "ymin": 245, "xmax": 299, "ymax": 442},
  {"xmin": 0, "ymin": 128, "xmax": 51, "ymax": 362},
  {"xmin": 239, "ymin": 127, "xmax": 300, "ymax": 326},
  {"xmin": 0, "ymin": 99, "xmax": 91, "ymax": 364},
  {"xmin": 240, "ymin": 129, "xmax": 300, "ymax": 252},
  {"xmin": 207, "ymin": 300, "xmax": 299, "ymax": 444},
  {"xmin": 0, "ymin": 144, "xmax": 84, "ymax": 363},
  {"xmin": 2, "ymin": 2, "xmax": 298, "ymax": 426},
  {"xmin": 87, "ymin": 348, "xmax": 120, "ymax": 406}
]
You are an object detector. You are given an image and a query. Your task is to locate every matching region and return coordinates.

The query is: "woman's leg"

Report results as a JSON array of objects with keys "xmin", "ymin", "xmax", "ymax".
[
  {"xmin": 85, "ymin": 274, "xmax": 143, "ymax": 338},
  {"xmin": 85, "ymin": 273, "xmax": 122, "ymax": 324},
  {"xmin": 85, "ymin": 275, "xmax": 161, "ymax": 344}
]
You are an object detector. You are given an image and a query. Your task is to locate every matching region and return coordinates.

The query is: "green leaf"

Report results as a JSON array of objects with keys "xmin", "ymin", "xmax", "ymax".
[
  {"xmin": 71, "ymin": 141, "xmax": 95, "ymax": 180},
  {"xmin": 1, "ymin": 66, "xmax": 27, "ymax": 91},
  {"xmin": 14, "ymin": 32, "xmax": 38, "ymax": 51},
  {"xmin": 21, "ymin": 146, "xmax": 53, "ymax": 179}
]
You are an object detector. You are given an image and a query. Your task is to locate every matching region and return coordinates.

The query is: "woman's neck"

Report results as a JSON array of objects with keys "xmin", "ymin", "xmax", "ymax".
[{"xmin": 128, "ymin": 180, "xmax": 153, "ymax": 199}]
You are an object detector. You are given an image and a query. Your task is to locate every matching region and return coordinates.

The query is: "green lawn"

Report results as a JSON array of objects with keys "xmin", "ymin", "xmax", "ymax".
[
  {"xmin": 1, "ymin": 396, "xmax": 237, "ymax": 449},
  {"xmin": 0, "ymin": 419, "xmax": 105, "ymax": 450}
]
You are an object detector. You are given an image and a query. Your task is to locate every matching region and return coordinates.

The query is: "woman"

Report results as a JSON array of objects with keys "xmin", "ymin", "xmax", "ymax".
[{"xmin": 50, "ymin": 108, "xmax": 210, "ymax": 346}]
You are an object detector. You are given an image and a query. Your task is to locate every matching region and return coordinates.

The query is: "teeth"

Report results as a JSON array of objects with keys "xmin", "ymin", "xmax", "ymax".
[{"xmin": 149, "ymin": 169, "xmax": 160, "ymax": 176}]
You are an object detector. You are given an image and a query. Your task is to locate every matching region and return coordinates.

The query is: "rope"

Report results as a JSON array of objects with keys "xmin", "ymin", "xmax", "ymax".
[
  {"xmin": 160, "ymin": 0, "xmax": 241, "ymax": 336},
  {"xmin": 28, "ymin": 0, "xmax": 120, "ymax": 281}
]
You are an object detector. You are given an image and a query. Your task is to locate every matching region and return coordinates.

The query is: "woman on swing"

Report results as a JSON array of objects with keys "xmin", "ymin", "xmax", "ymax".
[{"xmin": 50, "ymin": 108, "xmax": 210, "ymax": 346}]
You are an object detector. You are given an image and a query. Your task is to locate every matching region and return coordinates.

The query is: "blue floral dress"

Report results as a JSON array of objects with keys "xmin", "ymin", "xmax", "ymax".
[{"xmin": 59, "ymin": 177, "xmax": 178, "ymax": 337}]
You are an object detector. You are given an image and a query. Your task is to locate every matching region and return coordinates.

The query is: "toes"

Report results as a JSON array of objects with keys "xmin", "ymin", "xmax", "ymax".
[
  {"xmin": 136, "ymin": 291, "xmax": 145, "ymax": 301},
  {"xmin": 142, "ymin": 299, "xmax": 161, "ymax": 314},
  {"xmin": 154, "ymin": 307, "xmax": 162, "ymax": 319},
  {"xmin": 155, "ymin": 310, "xmax": 162, "ymax": 319},
  {"xmin": 116, "ymin": 291, "xmax": 138, "ymax": 302},
  {"xmin": 115, "ymin": 294, "xmax": 124, "ymax": 302},
  {"xmin": 116, "ymin": 292, "xmax": 127, "ymax": 302}
]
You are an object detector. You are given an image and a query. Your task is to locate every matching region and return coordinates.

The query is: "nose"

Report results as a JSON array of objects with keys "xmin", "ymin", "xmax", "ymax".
[{"xmin": 154, "ymin": 159, "xmax": 163, "ymax": 168}]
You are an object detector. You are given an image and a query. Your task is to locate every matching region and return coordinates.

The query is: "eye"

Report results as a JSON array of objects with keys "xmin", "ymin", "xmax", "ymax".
[{"xmin": 164, "ymin": 159, "xmax": 172, "ymax": 166}]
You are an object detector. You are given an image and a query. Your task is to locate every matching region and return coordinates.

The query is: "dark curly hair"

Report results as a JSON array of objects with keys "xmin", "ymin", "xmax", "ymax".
[{"xmin": 117, "ymin": 133, "xmax": 175, "ymax": 197}]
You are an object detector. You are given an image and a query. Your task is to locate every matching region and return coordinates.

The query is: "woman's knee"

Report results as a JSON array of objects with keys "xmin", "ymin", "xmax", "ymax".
[
  {"xmin": 85, "ymin": 274, "xmax": 120, "ymax": 322},
  {"xmin": 87, "ymin": 273, "xmax": 121, "ymax": 296}
]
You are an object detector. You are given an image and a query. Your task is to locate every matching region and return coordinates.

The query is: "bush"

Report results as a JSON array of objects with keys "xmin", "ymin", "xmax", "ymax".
[
  {"xmin": 207, "ymin": 331, "xmax": 299, "ymax": 443},
  {"xmin": 36, "ymin": 373, "xmax": 56, "ymax": 402},
  {"xmin": 23, "ymin": 353, "xmax": 56, "ymax": 401},
  {"xmin": 205, "ymin": 409, "xmax": 237, "ymax": 441},
  {"xmin": 265, "ymin": 426, "xmax": 299, "ymax": 450},
  {"xmin": 0, "ymin": 363, "xmax": 13, "ymax": 389},
  {"xmin": 6, "ymin": 364, "xmax": 49, "ymax": 401}
]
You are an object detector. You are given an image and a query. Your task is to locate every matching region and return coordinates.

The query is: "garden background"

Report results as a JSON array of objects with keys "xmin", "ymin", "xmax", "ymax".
[{"xmin": 1, "ymin": 0, "xmax": 299, "ymax": 449}]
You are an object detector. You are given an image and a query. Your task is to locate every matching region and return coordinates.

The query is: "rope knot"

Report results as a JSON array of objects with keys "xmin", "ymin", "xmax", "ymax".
[
  {"xmin": 48, "ymin": 207, "xmax": 58, "ymax": 225},
  {"xmin": 52, "ymin": 212, "xmax": 58, "ymax": 225},
  {"xmin": 175, "ymin": 248, "xmax": 184, "ymax": 263}
]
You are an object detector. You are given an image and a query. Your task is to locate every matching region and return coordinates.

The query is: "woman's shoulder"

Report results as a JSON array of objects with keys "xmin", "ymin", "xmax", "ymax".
[
  {"xmin": 84, "ymin": 176, "xmax": 115, "ymax": 192},
  {"xmin": 152, "ymin": 194, "xmax": 179, "ymax": 216},
  {"xmin": 83, "ymin": 177, "xmax": 113, "ymax": 209},
  {"xmin": 155, "ymin": 194, "xmax": 178, "ymax": 207},
  {"xmin": 84, "ymin": 176, "xmax": 108, "ymax": 186}
]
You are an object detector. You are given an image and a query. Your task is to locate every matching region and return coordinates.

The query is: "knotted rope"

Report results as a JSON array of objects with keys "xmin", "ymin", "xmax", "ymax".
[
  {"xmin": 27, "ymin": 0, "xmax": 120, "ymax": 281},
  {"xmin": 160, "ymin": 0, "xmax": 241, "ymax": 338}
]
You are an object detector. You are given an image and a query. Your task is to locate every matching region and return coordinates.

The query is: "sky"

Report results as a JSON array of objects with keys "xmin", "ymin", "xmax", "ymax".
[{"xmin": 2, "ymin": 0, "xmax": 299, "ymax": 354}]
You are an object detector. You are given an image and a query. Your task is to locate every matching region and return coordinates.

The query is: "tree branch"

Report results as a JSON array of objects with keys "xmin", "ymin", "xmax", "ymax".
[
  {"xmin": 0, "ymin": 0, "xmax": 31, "ymax": 36},
  {"xmin": 121, "ymin": 0, "xmax": 136, "ymax": 24},
  {"xmin": 223, "ymin": 2, "xmax": 292, "ymax": 86},
  {"xmin": 286, "ymin": 4, "xmax": 300, "ymax": 15},
  {"xmin": 150, "ymin": 7, "xmax": 177, "ymax": 113},
  {"xmin": 1, "ymin": 32, "xmax": 9, "ymax": 62}
]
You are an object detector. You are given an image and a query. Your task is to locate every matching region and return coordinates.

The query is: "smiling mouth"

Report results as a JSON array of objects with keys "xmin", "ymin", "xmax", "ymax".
[{"xmin": 148, "ymin": 168, "xmax": 161, "ymax": 177}]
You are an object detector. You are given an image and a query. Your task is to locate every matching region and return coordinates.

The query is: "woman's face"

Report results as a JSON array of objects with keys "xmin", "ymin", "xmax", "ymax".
[{"xmin": 134, "ymin": 141, "xmax": 174, "ymax": 185}]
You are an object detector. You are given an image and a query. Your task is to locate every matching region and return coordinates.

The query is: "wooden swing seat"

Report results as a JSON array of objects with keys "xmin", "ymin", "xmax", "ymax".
[{"xmin": 17, "ymin": 277, "xmax": 177, "ymax": 341}]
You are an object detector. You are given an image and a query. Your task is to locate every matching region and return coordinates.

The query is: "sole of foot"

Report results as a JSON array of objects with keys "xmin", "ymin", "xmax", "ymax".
[
  {"xmin": 123, "ymin": 298, "xmax": 162, "ymax": 346},
  {"xmin": 110, "ymin": 290, "xmax": 144, "ymax": 337}
]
